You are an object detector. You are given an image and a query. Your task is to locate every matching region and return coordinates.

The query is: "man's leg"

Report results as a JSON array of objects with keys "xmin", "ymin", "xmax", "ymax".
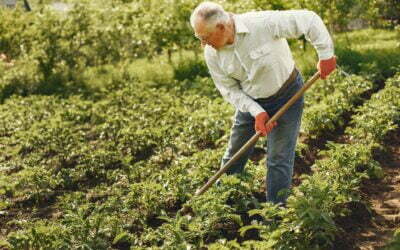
[
  {"xmin": 221, "ymin": 109, "xmax": 256, "ymax": 175},
  {"xmin": 265, "ymin": 90, "xmax": 304, "ymax": 205}
]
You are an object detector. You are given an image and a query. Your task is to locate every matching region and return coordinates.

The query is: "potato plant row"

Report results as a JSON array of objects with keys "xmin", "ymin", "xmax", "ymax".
[
  {"xmin": 302, "ymin": 71, "xmax": 375, "ymax": 138},
  {"xmin": 207, "ymin": 73, "xmax": 400, "ymax": 249},
  {"xmin": 1, "ymin": 71, "xmax": 398, "ymax": 249},
  {"xmin": 123, "ymin": 71, "xmax": 399, "ymax": 249},
  {"xmin": 1, "ymin": 1, "xmax": 399, "ymax": 249}
]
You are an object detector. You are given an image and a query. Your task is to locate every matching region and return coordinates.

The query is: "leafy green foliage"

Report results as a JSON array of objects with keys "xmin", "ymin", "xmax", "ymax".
[
  {"xmin": 303, "ymin": 72, "xmax": 374, "ymax": 137},
  {"xmin": 346, "ymin": 73, "xmax": 400, "ymax": 144},
  {"xmin": 385, "ymin": 228, "xmax": 400, "ymax": 250},
  {"xmin": 1, "ymin": 1, "xmax": 400, "ymax": 249}
]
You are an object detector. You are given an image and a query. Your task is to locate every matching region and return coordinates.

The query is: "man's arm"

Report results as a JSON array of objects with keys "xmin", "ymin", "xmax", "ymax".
[
  {"xmin": 266, "ymin": 10, "xmax": 334, "ymax": 59},
  {"xmin": 265, "ymin": 10, "xmax": 336, "ymax": 79}
]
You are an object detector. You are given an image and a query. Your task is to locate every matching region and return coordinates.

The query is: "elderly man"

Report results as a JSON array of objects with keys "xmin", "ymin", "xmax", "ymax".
[{"xmin": 190, "ymin": 2, "xmax": 336, "ymax": 205}]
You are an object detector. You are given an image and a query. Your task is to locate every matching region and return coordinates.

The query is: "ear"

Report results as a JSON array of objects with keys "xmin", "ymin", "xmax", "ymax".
[{"xmin": 216, "ymin": 23, "xmax": 225, "ymax": 31}]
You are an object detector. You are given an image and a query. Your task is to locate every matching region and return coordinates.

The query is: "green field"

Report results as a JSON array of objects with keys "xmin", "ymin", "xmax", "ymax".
[{"xmin": 1, "ymin": 1, "xmax": 400, "ymax": 249}]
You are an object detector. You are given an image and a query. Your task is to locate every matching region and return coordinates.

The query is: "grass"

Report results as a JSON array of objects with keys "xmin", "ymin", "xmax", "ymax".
[{"xmin": 334, "ymin": 28, "xmax": 400, "ymax": 81}]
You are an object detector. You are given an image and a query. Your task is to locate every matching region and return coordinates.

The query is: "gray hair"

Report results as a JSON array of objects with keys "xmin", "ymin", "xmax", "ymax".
[{"xmin": 190, "ymin": 2, "xmax": 230, "ymax": 31}]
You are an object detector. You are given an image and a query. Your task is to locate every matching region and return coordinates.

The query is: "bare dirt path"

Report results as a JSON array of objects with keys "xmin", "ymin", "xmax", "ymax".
[{"xmin": 338, "ymin": 129, "xmax": 400, "ymax": 250}]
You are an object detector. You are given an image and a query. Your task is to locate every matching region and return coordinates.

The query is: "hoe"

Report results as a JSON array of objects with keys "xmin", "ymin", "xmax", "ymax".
[{"xmin": 179, "ymin": 71, "xmax": 321, "ymax": 214}]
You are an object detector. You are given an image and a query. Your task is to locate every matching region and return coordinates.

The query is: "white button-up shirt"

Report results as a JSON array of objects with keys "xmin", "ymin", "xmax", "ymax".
[{"xmin": 204, "ymin": 10, "xmax": 334, "ymax": 117}]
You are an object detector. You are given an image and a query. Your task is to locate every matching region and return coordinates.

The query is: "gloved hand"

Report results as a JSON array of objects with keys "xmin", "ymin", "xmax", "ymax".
[
  {"xmin": 317, "ymin": 56, "xmax": 336, "ymax": 79},
  {"xmin": 255, "ymin": 112, "xmax": 277, "ymax": 136}
]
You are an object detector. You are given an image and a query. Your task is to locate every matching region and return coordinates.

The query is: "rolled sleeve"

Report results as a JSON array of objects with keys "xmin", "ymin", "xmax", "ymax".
[
  {"xmin": 205, "ymin": 48, "xmax": 265, "ymax": 117},
  {"xmin": 265, "ymin": 10, "xmax": 334, "ymax": 60}
]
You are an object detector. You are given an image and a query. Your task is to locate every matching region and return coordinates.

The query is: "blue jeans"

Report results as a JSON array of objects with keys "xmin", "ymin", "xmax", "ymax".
[{"xmin": 221, "ymin": 72, "xmax": 304, "ymax": 205}]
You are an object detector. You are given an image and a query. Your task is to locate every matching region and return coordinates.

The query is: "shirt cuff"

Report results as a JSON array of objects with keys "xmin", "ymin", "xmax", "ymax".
[
  {"xmin": 248, "ymin": 102, "xmax": 265, "ymax": 118},
  {"xmin": 318, "ymin": 50, "xmax": 334, "ymax": 60}
]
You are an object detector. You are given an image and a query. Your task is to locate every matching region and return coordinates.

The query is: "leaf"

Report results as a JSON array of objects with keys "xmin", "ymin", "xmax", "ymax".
[
  {"xmin": 157, "ymin": 215, "xmax": 175, "ymax": 224},
  {"xmin": 226, "ymin": 214, "xmax": 243, "ymax": 227},
  {"xmin": 248, "ymin": 209, "xmax": 263, "ymax": 217},
  {"xmin": 238, "ymin": 224, "xmax": 264, "ymax": 237},
  {"xmin": 0, "ymin": 239, "xmax": 11, "ymax": 248},
  {"xmin": 113, "ymin": 232, "xmax": 129, "ymax": 245},
  {"xmin": 270, "ymin": 229, "xmax": 284, "ymax": 240}
]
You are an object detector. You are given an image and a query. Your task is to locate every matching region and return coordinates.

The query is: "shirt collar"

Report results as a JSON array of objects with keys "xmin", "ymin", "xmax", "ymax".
[{"xmin": 232, "ymin": 14, "xmax": 249, "ymax": 34}]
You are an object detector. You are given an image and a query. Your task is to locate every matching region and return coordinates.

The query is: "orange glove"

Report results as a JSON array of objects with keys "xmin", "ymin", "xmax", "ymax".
[
  {"xmin": 317, "ymin": 56, "xmax": 336, "ymax": 79},
  {"xmin": 255, "ymin": 112, "xmax": 277, "ymax": 136}
]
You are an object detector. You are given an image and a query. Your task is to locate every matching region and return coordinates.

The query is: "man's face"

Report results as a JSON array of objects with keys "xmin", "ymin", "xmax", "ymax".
[{"xmin": 194, "ymin": 20, "xmax": 227, "ymax": 50}]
